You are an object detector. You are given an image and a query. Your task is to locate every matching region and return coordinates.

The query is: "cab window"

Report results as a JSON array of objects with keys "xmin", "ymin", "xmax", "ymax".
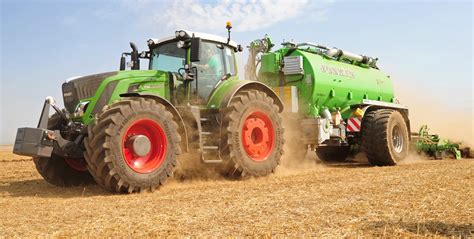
[
  {"xmin": 150, "ymin": 41, "xmax": 186, "ymax": 72},
  {"xmin": 192, "ymin": 41, "xmax": 225, "ymax": 100},
  {"xmin": 223, "ymin": 46, "xmax": 236, "ymax": 76}
]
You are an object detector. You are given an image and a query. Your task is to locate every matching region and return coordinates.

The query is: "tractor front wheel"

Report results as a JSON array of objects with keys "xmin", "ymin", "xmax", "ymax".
[
  {"xmin": 222, "ymin": 90, "xmax": 284, "ymax": 177},
  {"xmin": 84, "ymin": 97, "xmax": 181, "ymax": 193}
]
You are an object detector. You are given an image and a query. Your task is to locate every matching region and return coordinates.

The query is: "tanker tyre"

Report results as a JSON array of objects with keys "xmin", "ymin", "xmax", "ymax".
[
  {"xmin": 316, "ymin": 146, "xmax": 350, "ymax": 162},
  {"xmin": 33, "ymin": 113, "xmax": 94, "ymax": 187},
  {"xmin": 362, "ymin": 109, "xmax": 409, "ymax": 166},
  {"xmin": 222, "ymin": 90, "xmax": 284, "ymax": 177},
  {"xmin": 84, "ymin": 97, "xmax": 181, "ymax": 193}
]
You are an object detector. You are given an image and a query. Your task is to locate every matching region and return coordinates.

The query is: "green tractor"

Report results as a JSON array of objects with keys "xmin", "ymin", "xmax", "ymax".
[{"xmin": 13, "ymin": 25, "xmax": 285, "ymax": 193}]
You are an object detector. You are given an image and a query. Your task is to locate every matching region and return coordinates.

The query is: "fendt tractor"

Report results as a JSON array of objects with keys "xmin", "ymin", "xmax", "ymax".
[
  {"xmin": 14, "ymin": 23, "xmax": 410, "ymax": 193},
  {"xmin": 14, "ymin": 24, "xmax": 285, "ymax": 193}
]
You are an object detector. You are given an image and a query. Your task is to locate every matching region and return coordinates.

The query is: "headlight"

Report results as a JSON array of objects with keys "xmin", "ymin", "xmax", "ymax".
[
  {"xmin": 177, "ymin": 40, "xmax": 185, "ymax": 48},
  {"xmin": 175, "ymin": 30, "xmax": 188, "ymax": 40},
  {"xmin": 74, "ymin": 101, "xmax": 89, "ymax": 118},
  {"xmin": 147, "ymin": 39, "xmax": 155, "ymax": 46}
]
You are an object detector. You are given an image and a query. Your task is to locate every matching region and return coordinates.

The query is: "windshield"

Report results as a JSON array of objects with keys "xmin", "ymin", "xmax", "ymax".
[{"xmin": 150, "ymin": 41, "xmax": 186, "ymax": 72}]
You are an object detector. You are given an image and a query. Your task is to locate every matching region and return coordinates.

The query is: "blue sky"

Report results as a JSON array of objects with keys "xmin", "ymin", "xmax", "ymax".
[{"xmin": 1, "ymin": 0, "xmax": 473, "ymax": 145}]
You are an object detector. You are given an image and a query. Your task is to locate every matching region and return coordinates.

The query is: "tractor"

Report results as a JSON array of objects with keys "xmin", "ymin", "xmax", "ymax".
[{"xmin": 13, "ymin": 23, "xmax": 284, "ymax": 193}]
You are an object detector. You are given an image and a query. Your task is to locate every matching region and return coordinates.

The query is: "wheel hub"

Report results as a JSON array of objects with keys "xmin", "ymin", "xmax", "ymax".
[
  {"xmin": 392, "ymin": 125, "xmax": 404, "ymax": 153},
  {"xmin": 128, "ymin": 135, "xmax": 151, "ymax": 157},
  {"xmin": 242, "ymin": 111, "xmax": 274, "ymax": 161},
  {"xmin": 122, "ymin": 118, "xmax": 167, "ymax": 174}
]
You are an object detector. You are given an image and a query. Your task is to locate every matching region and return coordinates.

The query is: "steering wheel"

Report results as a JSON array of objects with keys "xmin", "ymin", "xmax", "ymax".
[{"xmin": 177, "ymin": 67, "xmax": 186, "ymax": 77}]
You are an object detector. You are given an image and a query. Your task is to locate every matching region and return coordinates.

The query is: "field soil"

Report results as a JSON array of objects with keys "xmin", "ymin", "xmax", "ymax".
[{"xmin": 0, "ymin": 148, "xmax": 473, "ymax": 237}]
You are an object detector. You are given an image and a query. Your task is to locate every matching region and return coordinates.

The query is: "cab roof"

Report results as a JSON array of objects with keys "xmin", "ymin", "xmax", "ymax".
[{"xmin": 148, "ymin": 30, "xmax": 239, "ymax": 49}]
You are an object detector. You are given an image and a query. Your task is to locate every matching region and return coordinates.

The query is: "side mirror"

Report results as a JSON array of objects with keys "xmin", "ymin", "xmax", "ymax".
[
  {"xmin": 190, "ymin": 38, "xmax": 201, "ymax": 62},
  {"xmin": 119, "ymin": 55, "xmax": 126, "ymax": 71}
]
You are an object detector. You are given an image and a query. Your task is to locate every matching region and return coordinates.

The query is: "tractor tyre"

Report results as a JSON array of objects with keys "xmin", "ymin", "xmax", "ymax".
[
  {"xmin": 362, "ymin": 109, "xmax": 409, "ymax": 166},
  {"xmin": 221, "ymin": 90, "xmax": 284, "ymax": 177},
  {"xmin": 316, "ymin": 146, "xmax": 350, "ymax": 162},
  {"xmin": 33, "ymin": 113, "xmax": 93, "ymax": 187},
  {"xmin": 84, "ymin": 97, "xmax": 181, "ymax": 193}
]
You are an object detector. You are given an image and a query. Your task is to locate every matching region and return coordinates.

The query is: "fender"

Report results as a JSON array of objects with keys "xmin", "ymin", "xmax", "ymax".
[
  {"xmin": 208, "ymin": 79, "xmax": 284, "ymax": 112},
  {"xmin": 352, "ymin": 99, "xmax": 411, "ymax": 138},
  {"xmin": 120, "ymin": 92, "xmax": 189, "ymax": 152}
]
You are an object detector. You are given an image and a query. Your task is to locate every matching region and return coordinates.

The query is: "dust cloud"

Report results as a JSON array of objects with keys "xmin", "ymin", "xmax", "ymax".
[
  {"xmin": 276, "ymin": 148, "xmax": 321, "ymax": 176},
  {"xmin": 275, "ymin": 116, "xmax": 325, "ymax": 176},
  {"xmin": 173, "ymin": 153, "xmax": 224, "ymax": 182},
  {"xmin": 395, "ymin": 83, "xmax": 473, "ymax": 148},
  {"xmin": 398, "ymin": 151, "xmax": 432, "ymax": 165}
]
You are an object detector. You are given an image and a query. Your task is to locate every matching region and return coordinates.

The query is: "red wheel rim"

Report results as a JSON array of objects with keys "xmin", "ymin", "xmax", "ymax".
[
  {"xmin": 122, "ymin": 118, "xmax": 167, "ymax": 173},
  {"xmin": 65, "ymin": 158, "xmax": 88, "ymax": 172},
  {"xmin": 241, "ymin": 111, "xmax": 275, "ymax": 161}
]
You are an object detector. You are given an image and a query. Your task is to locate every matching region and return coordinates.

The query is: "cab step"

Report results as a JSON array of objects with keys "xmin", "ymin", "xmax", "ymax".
[{"xmin": 201, "ymin": 145, "xmax": 222, "ymax": 163}]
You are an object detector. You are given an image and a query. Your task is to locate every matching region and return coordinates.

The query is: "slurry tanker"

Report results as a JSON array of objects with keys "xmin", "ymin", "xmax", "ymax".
[
  {"xmin": 246, "ymin": 35, "xmax": 410, "ymax": 165},
  {"xmin": 14, "ymin": 24, "xmax": 412, "ymax": 193}
]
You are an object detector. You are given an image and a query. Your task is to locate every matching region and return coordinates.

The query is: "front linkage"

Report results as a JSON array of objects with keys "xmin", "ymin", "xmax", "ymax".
[{"xmin": 14, "ymin": 96, "xmax": 87, "ymax": 160}]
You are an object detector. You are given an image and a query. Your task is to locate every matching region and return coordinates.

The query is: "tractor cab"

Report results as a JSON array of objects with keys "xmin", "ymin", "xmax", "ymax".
[{"xmin": 123, "ymin": 29, "xmax": 241, "ymax": 105}]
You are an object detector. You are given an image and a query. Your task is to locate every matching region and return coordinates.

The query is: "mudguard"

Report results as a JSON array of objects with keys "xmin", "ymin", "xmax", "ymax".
[
  {"xmin": 207, "ymin": 79, "xmax": 284, "ymax": 112},
  {"xmin": 120, "ymin": 92, "xmax": 189, "ymax": 152}
]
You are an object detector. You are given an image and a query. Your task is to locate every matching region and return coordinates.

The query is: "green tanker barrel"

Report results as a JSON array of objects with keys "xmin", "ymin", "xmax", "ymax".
[{"xmin": 256, "ymin": 42, "xmax": 396, "ymax": 119}]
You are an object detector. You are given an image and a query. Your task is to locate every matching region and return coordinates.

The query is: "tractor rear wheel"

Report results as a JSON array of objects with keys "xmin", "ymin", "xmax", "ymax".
[
  {"xmin": 33, "ymin": 113, "xmax": 93, "ymax": 187},
  {"xmin": 362, "ymin": 109, "xmax": 409, "ymax": 166},
  {"xmin": 221, "ymin": 90, "xmax": 284, "ymax": 177},
  {"xmin": 84, "ymin": 97, "xmax": 181, "ymax": 193},
  {"xmin": 316, "ymin": 145, "xmax": 350, "ymax": 162}
]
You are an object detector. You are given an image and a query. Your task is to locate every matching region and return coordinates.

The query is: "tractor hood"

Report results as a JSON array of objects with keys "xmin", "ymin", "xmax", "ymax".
[
  {"xmin": 62, "ymin": 71, "xmax": 118, "ymax": 113},
  {"xmin": 61, "ymin": 70, "xmax": 170, "ymax": 119}
]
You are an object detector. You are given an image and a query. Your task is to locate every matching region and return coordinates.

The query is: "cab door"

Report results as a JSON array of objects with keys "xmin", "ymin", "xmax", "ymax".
[{"xmin": 191, "ymin": 41, "xmax": 226, "ymax": 102}]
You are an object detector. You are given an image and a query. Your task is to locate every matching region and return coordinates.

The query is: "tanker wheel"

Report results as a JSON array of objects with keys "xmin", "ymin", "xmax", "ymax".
[
  {"xmin": 362, "ymin": 109, "xmax": 409, "ymax": 166},
  {"xmin": 84, "ymin": 97, "xmax": 181, "ymax": 193},
  {"xmin": 316, "ymin": 145, "xmax": 350, "ymax": 162},
  {"xmin": 33, "ymin": 113, "xmax": 93, "ymax": 187},
  {"xmin": 222, "ymin": 90, "xmax": 284, "ymax": 177}
]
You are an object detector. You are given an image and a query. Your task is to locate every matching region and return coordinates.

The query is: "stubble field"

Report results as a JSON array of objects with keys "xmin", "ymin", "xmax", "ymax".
[{"xmin": 0, "ymin": 147, "xmax": 473, "ymax": 237}]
